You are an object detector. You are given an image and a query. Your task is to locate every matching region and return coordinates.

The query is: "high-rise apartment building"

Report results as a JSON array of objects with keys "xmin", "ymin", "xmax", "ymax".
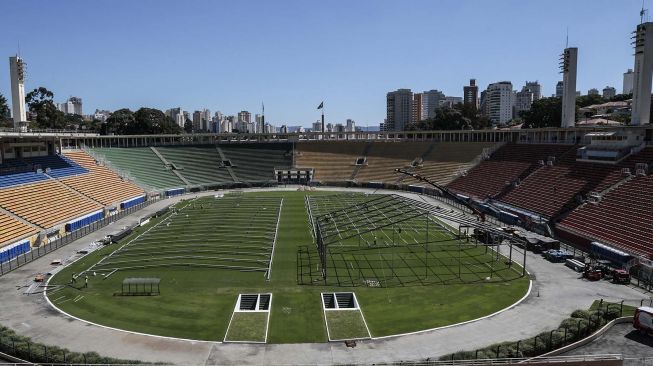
[
  {"xmin": 59, "ymin": 97, "xmax": 83, "ymax": 115},
  {"xmin": 523, "ymin": 81, "xmax": 541, "ymax": 100},
  {"xmin": 623, "ymin": 68, "xmax": 634, "ymax": 94},
  {"xmin": 238, "ymin": 111, "xmax": 251, "ymax": 124},
  {"xmin": 421, "ymin": 89, "xmax": 445, "ymax": 120},
  {"xmin": 555, "ymin": 81, "xmax": 564, "ymax": 98},
  {"xmin": 602, "ymin": 86, "xmax": 616, "ymax": 100},
  {"xmin": 485, "ymin": 81, "xmax": 514, "ymax": 125},
  {"xmin": 386, "ymin": 89, "xmax": 413, "ymax": 131},
  {"xmin": 411, "ymin": 93, "xmax": 423, "ymax": 123},
  {"xmin": 463, "ymin": 79, "xmax": 479, "ymax": 108}
]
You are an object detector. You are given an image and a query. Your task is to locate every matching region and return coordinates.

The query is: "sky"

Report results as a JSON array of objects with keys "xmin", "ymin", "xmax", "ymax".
[{"xmin": 0, "ymin": 0, "xmax": 647, "ymax": 127}]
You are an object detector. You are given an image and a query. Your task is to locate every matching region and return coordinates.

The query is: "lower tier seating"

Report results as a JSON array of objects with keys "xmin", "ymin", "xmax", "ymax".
[
  {"xmin": 62, "ymin": 151, "xmax": 146, "ymax": 205},
  {"xmin": 356, "ymin": 142, "xmax": 432, "ymax": 182},
  {"xmin": 0, "ymin": 212, "xmax": 38, "ymax": 245},
  {"xmin": 447, "ymin": 144, "xmax": 576, "ymax": 199},
  {"xmin": 0, "ymin": 180, "xmax": 102, "ymax": 229},
  {"xmin": 557, "ymin": 174, "xmax": 653, "ymax": 257}
]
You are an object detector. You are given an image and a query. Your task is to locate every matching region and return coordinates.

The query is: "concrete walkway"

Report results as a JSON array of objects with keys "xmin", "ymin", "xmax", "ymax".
[{"xmin": 0, "ymin": 187, "xmax": 649, "ymax": 365}]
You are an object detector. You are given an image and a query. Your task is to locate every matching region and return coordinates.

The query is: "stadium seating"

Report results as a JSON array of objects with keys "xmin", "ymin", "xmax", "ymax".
[
  {"xmin": 295, "ymin": 141, "xmax": 368, "ymax": 181},
  {"xmin": 447, "ymin": 144, "xmax": 576, "ymax": 199},
  {"xmin": 0, "ymin": 172, "xmax": 49, "ymax": 188},
  {"xmin": 90, "ymin": 148, "xmax": 185, "ymax": 189},
  {"xmin": 0, "ymin": 212, "xmax": 38, "ymax": 245},
  {"xmin": 499, "ymin": 147, "xmax": 653, "ymax": 218},
  {"xmin": 61, "ymin": 151, "xmax": 146, "ymax": 206},
  {"xmin": 220, "ymin": 143, "xmax": 292, "ymax": 182},
  {"xmin": 154, "ymin": 146, "xmax": 234, "ymax": 185},
  {"xmin": 402, "ymin": 142, "xmax": 497, "ymax": 186},
  {"xmin": 0, "ymin": 180, "xmax": 102, "ymax": 229},
  {"xmin": 24, "ymin": 155, "xmax": 88, "ymax": 178},
  {"xmin": 355, "ymin": 142, "xmax": 432, "ymax": 182}
]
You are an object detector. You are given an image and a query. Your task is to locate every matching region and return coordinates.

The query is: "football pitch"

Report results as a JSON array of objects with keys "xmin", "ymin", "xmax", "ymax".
[{"xmin": 46, "ymin": 191, "xmax": 529, "ymax": 343}]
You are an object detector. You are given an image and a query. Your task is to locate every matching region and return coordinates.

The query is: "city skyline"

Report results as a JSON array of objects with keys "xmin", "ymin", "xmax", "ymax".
[{"xmin": 0, "ymin": 0, "xmax": 646, "ymax": 127}]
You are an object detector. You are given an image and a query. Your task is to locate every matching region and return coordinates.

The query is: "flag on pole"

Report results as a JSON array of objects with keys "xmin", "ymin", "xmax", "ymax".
[{"xmin": 317, "ymin": 101, "xmax": 323, "ymax": 109}]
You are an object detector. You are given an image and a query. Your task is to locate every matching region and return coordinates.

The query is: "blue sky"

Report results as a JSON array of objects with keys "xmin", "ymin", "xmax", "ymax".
[{"xmin": 0, "ymin": 0, "xmax": 646, "ymax": 127}]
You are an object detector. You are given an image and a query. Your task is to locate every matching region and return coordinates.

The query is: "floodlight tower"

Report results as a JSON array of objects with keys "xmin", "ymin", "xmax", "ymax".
[
  {"xmin": 9, "ymin": 55, "xmax": 27, "ymax": 130},
  {"xmin": 631, "ymin": 20, "xmax": 653, "ymax": 125},
  {"xmin": 560, "ymin": 47, "xmax": 578, "ymax": 128}
]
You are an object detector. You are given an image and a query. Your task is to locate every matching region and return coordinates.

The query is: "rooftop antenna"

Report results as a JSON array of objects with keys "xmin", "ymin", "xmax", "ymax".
[
  {"xmin": 641, "ymin": 0, "xmax": 648, "ymax": 24},
  {"xmin": 565, "ymin": 27, "xmax": 569, "ymax": 48}
]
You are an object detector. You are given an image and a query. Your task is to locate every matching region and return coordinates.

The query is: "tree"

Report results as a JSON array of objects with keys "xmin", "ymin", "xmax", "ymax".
[
  {"xmin": 25, "ymin": 87, "xmax": 66, "ymax": 129},
  {"xmin": 102, "ymin": 108, "xmax": 135, "ymax": 135},
  {"xmin": 576, "ymin": 94, "xmax": 605, "ymax": 108},
  {"xmin": 184, "ymin": 118, "xmax": 193, "ymax": 133},
  {"xmin": 0, "ymin": 93, "xmax": 9, "ymax": 121},
  {"xmin": 521, "ymin": 97, "xmax": 562, "ymax": 128},
  {"xmin": 407, "ymin": 106, "xmax": 472, "ymax": 131},
  {"xmin": 454, "ymin": 103, "xmax": 490, "ymax": 130},
  {"xmin": 133, "ymin": 108, "xmax": 181, "ymax": 134}
]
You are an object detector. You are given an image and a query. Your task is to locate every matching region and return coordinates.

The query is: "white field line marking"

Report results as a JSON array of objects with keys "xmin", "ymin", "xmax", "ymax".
[{"xmin": 266, "ymin": 198, "xmax": 284, "ymax": 280}]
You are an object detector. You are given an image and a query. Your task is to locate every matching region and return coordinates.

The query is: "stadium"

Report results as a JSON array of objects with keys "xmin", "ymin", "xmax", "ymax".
[{"xmin": 0, "ymin": 126, "xmax": 652, "ymax": 364}]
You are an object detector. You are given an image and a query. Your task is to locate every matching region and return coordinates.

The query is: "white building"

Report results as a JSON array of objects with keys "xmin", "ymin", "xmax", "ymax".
[
  {"xmin": 93, "ymin": 109, "xmax": 112, "ymax": 122},
  {"xmin": 560, "ymin": 47, "xmax": 578, "ymax": 128},
  {"xmin": 623, "ymin": 69, "xmax": 634, "ymax": 95},
  {"xmin": 58, "ymin": 97, "xmax": 83, "ymax": 115},
  {"xmin": 485, "ymin": 81, "xmax": 514, "ymax": 125},
  {"xmin": 632, "ymin": 22, "xmax": 653, "ymax": 125},
  {"xmin": 312, "ymin": 120, "xmax": 322, "ymax": 132},
  {"xmin": 514, "ymin": 89, "xmax": 533, "ymax": 116},
  {"xmin": 346, "ymin": 119, "xmax": 355, "ymax": 132}
]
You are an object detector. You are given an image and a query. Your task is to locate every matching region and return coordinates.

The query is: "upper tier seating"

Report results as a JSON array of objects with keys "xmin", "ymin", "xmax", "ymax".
[
  {"xmin": 24, "ymin": 155, "xmax": 88, "ymax": 178},
  {"xmin": 500, "ymin": 147, "xmax": 653, "ymax": 218},
  {"xmin": 90, "ymin": 148, "xmax": 185, "ymax": 190},
  {"xmin": 0, "ymin": 180, "xmax": 102, "ymax": 229},
  {"xmin": 221, "ymin": 144, "xmax": 292, "ymax": 182},
  {"xmin": 402, "ymin": 142, "xmax": 497, "ymax": 186},
  {"xmin": 0, "ymin": 212, "xmax": 38, "ymax": 245},
  {"xmin": 446, "ymin": 144, "xmax": 576, "ymax": 199},
  {"xmin": 0, "ymin": 172, "xmax": 49, "ymax": 188},
  {"xmin": 155, "ymin": 146, "xmax": 234, "ymax": 185},
  {"xmin": 295, "ymin": 141, "xmax": 368, "ymax": 181},
  {"xmin": 557, "ymin": 174, "xmax": 653, "ymax": 257},
  {"xmin": 356, "ymin": 142, "xmax": 432, "ymax": 182},
  {"xmin": 61, "ymin": 151, "xmax": 146, "ymax": 205}
]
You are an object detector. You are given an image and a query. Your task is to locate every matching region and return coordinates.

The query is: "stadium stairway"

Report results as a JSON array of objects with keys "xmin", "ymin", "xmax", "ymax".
[
  {"xmin": 156, "ymin": 146, "xmax": 235, "ymax": 185},
  {"xmin": 215, "ymin": 146, "xmax": 238, "ymax": 182},
  {"xmin": 350, "ymin": 142, "xmax": 373, "ymax": 180}
]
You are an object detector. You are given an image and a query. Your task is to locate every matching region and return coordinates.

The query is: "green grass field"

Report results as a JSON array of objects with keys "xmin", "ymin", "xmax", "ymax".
[
  {"xmin": 225, "ymin": 312, "xmax": 268, "ymax": 342},
  {"xmin": 325, "ymin": 310, "xmax": 370, "ymax": 340},
  {"xmin": 47, "ymin": 191, "xmax": 529, "ymax": 343}
]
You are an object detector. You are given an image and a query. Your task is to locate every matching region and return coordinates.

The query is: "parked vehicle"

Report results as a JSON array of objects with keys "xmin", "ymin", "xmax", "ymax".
[
  {"xmin": 565, "ymin": 258, "xmax": 586, "ymax": 272},
  {"xmin": 612, "ymin": 269, "xmax": 631, "ymax": 284},
  {"xmin": 583, "ymin": 267, "xmax": 603, "ymax": 281},
  {"xmin": 634, "ymin": 307, "xmax": 653, "ymax": 334}
]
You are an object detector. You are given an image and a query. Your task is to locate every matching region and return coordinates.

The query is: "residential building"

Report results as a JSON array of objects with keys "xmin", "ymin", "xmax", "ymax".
[
  {"xmin": 602, "ymin": 86, "xmax": 616, "ymax": 100},
  {"xmin": 346, "ymin": 119, "xmax": 355, "ymax": 132},
  {"xmin": 93, "ymin": 109, "xmax": 112, "ymax": 122},
  {"xmin": 523, "ymin": 81, "xmax": 542, "ymax": 100},
  {"xmin": 463, "ymin": 79, "xmax": 478, "ymax": 108},
  {"xmin": 623, "ymin": 68, "xmax": 634, "ymax": 94},
  {"xmin": 238, "ymin": 110, "xmax": 251, "ymax": 124},
  {"xmin": 555, "ymin": 81, "xmax": 564, "ymax": 98},
  {"xmin": 421, "ymin": 89, "xmax": 445, "ymax": 119},
  {"xmin": 412, "ymin": 93, "xmax": 423, "ymax": 123},
  {"xmin": 58, "ymin": 97, "xmax": 83, "ymax": 115},
  {"xmin": 485, "ymin": 81, "xmax": 514, "ymax": 125},
  {"xmin": 312, "ymin": 120, "xmax": 322, "ymax": 132},
  {"xmin": 386, "ymin": 89, "xmax": 413, "ymax": 131},
  {"xmin": 441, "ymin": 96, "xmax": 463, "ymax": 108},
  {"xmin": 514, "ymin": 89, "xmax": 534, "ymax": 116}
]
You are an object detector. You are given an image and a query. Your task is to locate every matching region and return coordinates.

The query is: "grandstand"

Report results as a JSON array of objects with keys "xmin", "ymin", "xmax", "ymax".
[
  {"xmin": 89, "ymin": 147, "xmax": 185, "ymax": 190},
  {"xmin": 0, "ymin": 212, "xmax": 38, "ymax": 245},
  {"xmin": 155, "ymin": 145, "xmax": 234, "ymax": 185},
  {"xmin": 447, "ymin": 144, "xmax": 575, "ymax": 199},
  {"xmin": 355, "ymin": 142, "xmax": 432, "ymax": 182},
  {"xmin": 220, "ymin": 143, "xmax": 292, "ymax": 182},
  {"xmin": 61, "ymin": 151, "xmax": 146, "ymax": 206},
  {"xmin": 295, "ymin": 141, "xmax": 368, "ymax": 181},
  {"xmin": 0, "ymin": 180, "xmax": 102, "ymax": 229}
]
